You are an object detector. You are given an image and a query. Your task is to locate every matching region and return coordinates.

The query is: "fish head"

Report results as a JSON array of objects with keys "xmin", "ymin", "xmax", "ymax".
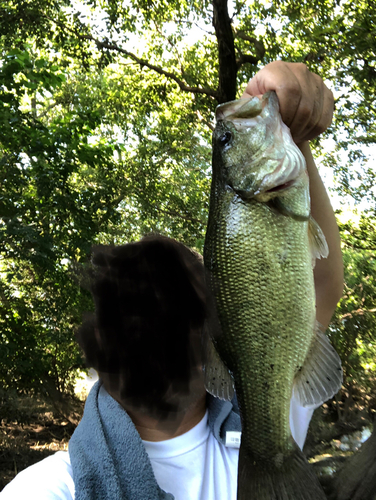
[{"xmin": 213, "ymin": 92, "xmax": 308, "ymax": 204}]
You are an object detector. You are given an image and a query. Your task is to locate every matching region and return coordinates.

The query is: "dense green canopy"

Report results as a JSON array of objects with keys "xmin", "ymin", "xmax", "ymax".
[{"xmin": 0, "ymin": 0, "xmax": 375, "ymax": 404}]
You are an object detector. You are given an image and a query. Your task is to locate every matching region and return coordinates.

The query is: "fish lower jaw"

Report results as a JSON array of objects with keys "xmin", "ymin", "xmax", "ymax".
[
  {"xmin": 227, "ymin": 179, "xmax": 296, "ymax": 202},
  {"xmin": 264, "ymin": 179, "xmax": 295, "ymax": 193},
  {"xmin": 228, "ymin": 163, "xmax": 305, "ymax": 202},
  {"xmin": 253, "ymin": 145, "xmax": 307, "ymax": 198},
  {"xmin": 253, "ymin": 179, "xmax": 296, "ymax": 201}
]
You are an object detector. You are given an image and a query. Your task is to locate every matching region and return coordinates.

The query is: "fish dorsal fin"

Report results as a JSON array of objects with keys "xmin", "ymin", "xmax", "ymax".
[
  {"xmin": 203, "ymin": 323, "xmax": 234, "ymax": 401},
  {"xmin": 293, "ymin": 322, "xmax": 343, "ymax": 407},
  {"xmin": 309, "ymin": 216, "xmax": 329, "ymax": 267}
]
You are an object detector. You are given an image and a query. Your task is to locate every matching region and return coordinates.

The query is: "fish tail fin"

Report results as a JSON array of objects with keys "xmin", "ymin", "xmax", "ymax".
[{"xmin": 238, "ymin": 442, "xmax": 326, "ymax": 500}]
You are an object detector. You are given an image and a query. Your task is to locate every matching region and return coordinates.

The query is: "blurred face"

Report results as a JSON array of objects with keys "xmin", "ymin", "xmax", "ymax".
[
  {"xmin": 100, "ymin": 325, "xmax": 207, "ymax": 422},
  {"xmin": 85, "ymin": 235, "xmax": 210, "ymax": 432}
]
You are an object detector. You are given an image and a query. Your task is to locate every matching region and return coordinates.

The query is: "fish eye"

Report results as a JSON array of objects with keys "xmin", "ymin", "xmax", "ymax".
[{"xmin": 219, "ymin": 131, "xmax": 232, "ymax": 146}]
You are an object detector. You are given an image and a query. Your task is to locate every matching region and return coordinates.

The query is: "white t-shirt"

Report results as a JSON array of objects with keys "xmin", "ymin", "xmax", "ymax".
[
  {"xmin": 142, "ymin": 409, "xmax": 239, "ymax": 499},
  {"xmin": 0, "ymin": 451, "xmax": 75, "ymax": 500},
  {"xmin": 0, "ymin": 410, "xmax": 238, "ymax": 500},
  {"xmin": 0, "ymin": 402, "xmax": 315, "ymax": 500}
]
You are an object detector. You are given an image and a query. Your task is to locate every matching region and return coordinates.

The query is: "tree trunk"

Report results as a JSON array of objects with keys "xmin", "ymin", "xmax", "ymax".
[
  {"xmin": 333, "ymin": 424, "xmax": 376, "ymax": 500},
  {"xmin": 212, "ymin": 0, "xmax": 237, "ymax": 103}
]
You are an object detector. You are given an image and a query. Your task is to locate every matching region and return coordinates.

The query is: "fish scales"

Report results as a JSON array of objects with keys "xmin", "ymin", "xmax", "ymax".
[
  {"xmin": 206, "ymin": 191, "xmax": 315, "ymax": 459},
  {"xmin": 204, "ymin": 92, "xmax": 342, "ymax": 499}
]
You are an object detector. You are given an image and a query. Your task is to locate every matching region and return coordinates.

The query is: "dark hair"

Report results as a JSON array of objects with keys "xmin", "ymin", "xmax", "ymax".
[{"xmin": 76, "ymin": 235, "xmax": 207, "ymax": 412}]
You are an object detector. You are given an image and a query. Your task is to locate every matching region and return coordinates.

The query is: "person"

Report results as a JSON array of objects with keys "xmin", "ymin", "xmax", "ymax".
[{"xmin": 0, "ymin": 62, "xmax": 343, "ymax": 500}]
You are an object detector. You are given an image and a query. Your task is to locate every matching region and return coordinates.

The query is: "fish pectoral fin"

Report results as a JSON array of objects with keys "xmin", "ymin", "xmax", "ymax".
[
  {"xmin": 308, "ymin": 216, "xmax": 329, "ymax": 267},
  {"xmin": 203, "ymin": 324, "xmax": 234, "ymax": 401},
  {"xmin": 293, "ymin": 321, "xmax": 343, "ymax": 408}
]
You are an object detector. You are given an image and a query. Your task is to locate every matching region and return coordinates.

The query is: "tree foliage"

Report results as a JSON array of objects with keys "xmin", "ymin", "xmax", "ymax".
[
  {"xmin": 0, "ymin": 0, "xmax": 375, "ymax": 406},
  {"xmin": 329, "ymin": 214, "xmax": 376, "ymax": 404},
  {"xmin": 0, "ymin": 48, "xmax": 125, "ymax": 395}
]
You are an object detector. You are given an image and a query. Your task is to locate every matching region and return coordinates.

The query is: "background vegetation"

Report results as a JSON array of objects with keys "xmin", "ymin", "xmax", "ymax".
[{"xmin": 0, "ymin": 0, "xmax": 375, "ymax": 496}]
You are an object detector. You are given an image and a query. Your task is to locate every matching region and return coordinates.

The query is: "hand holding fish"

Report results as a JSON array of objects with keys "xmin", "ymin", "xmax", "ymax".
[
  {"xmin": 241, "ymin": 61, "xmax": 334, "ymax": 144},
  {"xmin": 242, "ymin": 62, "xmax": 343, "ymax": 331}
]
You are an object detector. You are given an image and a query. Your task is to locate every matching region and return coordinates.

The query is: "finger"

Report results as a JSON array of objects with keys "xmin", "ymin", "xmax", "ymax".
[
  {"xmin": 241, "ymin": 92, "xmax": 264, "ymax": 101},
  {"xmin": 293, "ymin": 77, "xmax": 334, "ymax": 143},
  {"xmin": 241, "ymin": 62, "xmax": 334, "ymax": 142},
  {"xmin": 289, "ymin": 72, "xmax": 323, "ymax": 142},
  {"xmin": 304, "ymin": 86, "xmax": 334, "ymax": 141},
  {"xmin": 242, "ymin": 61, "xmax": 304, "ymax": 128}
]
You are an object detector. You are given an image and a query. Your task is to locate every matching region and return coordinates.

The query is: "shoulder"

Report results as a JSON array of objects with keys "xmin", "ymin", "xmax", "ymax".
[{"xmin": 0, "ymin": 451, "xmax": 74, "ymax": 500}]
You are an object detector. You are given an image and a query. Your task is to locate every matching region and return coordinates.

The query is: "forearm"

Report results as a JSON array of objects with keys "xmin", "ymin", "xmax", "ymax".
[{"xmin": 299, "ymin": 141, "xmax": 344, "ymax": 329}]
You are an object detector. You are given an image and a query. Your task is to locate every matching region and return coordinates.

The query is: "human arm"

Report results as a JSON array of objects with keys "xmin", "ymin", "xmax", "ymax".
[
  {"xmin": 298, "ymin": 141, "xmax": 343, "ymax": 329},
  {"xmin": 242, "ymin": 61, "xmax": 344, "ymax": 330}
]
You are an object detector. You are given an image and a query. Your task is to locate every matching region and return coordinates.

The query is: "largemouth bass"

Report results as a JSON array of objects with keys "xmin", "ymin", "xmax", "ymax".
[{"xmin": 203, "ymin": 92, "xmax": 342, "ymax": 500}]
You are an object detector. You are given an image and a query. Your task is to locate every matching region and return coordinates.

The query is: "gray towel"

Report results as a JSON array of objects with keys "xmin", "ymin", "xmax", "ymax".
[
  {"xmin": 69, "ymin": 381, "xmax": 174, "ymax": 500},
  {"xmin": 207, "ymin": 393, "xmax": 240, "ymax": 444},
  {"xmin": 69, "ymin": 381, "xmax": 241, "ymax": 500}
]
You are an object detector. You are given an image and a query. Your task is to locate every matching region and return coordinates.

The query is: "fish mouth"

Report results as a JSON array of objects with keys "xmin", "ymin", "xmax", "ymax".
[
  {"xmin": 229, "ymin": 179, "xmax": 296, "ymax": 201},
  {"xmin": 253, "ymin": 153, "xmax": 302, "ymax": 198},
  {"xmin": 264, "ymin": 180, "xmax": 295, "ymax": 194}
]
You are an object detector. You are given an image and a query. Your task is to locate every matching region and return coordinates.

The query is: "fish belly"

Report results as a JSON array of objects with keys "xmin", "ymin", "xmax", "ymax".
[{"xmin": 205, "ymin": 190, "xmax": 316, "ymax": 461}]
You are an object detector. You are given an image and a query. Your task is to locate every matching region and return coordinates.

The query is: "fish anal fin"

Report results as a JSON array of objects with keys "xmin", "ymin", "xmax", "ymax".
[
  {"xmin": 203, "ymin": 324, "xmax": 234, "ymax": 401},
  {"xmin": 309, "ymin": 216, "xmax": 329, "ymax": 267},
  {"xmin": 293, "ymin": 321, "xmax": 343, "ymax": 408}
]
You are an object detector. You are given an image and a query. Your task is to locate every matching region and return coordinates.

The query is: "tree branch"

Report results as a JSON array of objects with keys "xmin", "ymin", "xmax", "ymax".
[
  {"xmin": 195, "ymin": 110, "xmax": 215, "ymax": 131},
  {"xmin": 236, "ymin": 53, "xmax": 260, "ymax": 68},
  {"xmin": 234, "ymin": 30, "xmax": 266, "ymax": 69},
  {"xmin": 42, "ymin": 14, "xmax": 218, "ymax": 100},
  {"xmin": 340, "ymin": 307, "xmax": 376, "ymax": 320},
  {"xmin": 212, "ymin": 0, "xmax": 237, "ymax": 103},
  {"xmin": 39, "ymin": 101, "xmax": 60, "ymax": 119},
  {"xmin": 82, "ymin": 34, "xmax": 220, "ymax": 99},
  {"xmin": 235, "ymin": 31, "xmax": 265, "ymax": 56},
  {"xmin": 154, "ymin": 206, "xmax": 205, "ymax": 226},
  {"xmin": 230, "ymin": 1, "xmax": 247, "ymax": 22},
  {"xmin": 152, "ymin": 21, "xmax": 186, "ymax": 76}
]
